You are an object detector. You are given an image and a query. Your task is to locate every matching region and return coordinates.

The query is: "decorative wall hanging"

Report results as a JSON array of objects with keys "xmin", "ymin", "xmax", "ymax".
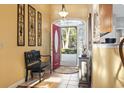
[
  {"xmin": 37, "ymin": 11, "xmax": 42, "ymax": 46},
  {"xmin": 17, "ymin": 4, "xmax": 25, "ymax": 46},
  {"xmin": 28, "ymin": 5, "xmax": 36, "ymax": 46}
]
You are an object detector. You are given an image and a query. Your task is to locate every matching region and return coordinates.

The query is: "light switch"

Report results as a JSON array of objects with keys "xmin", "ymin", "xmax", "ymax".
[{"xmin": 0, "ymin": 42, "xmax": 4, "ymax": 48}]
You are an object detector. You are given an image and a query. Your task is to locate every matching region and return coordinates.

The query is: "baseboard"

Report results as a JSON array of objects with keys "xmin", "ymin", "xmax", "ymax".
[{"xmin": 8, "ymin": 78, "xmax": 25, "ymax": 88}]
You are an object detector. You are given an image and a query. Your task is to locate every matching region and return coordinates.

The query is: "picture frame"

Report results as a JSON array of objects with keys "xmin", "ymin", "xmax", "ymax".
[
  {"xmin": 37, "ymin": 11, "xmax": 42, "ymax": 46},
  {"xmin": 28, "ymin": 5, "xmax": 36, "ymax": 46},
  {"xmin": 17, "ymin": 4, "xmax": 25, "ymax": 46}
]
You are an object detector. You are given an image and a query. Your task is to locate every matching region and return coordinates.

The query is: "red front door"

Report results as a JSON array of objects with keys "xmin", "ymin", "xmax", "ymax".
[{"xmin": 52, "ymin": 24, "xmax": 60, "ymax": 70}]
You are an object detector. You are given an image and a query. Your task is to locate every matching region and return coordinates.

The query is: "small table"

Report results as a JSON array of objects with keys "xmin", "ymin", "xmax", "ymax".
[{"xmin": 78, "ymin": 56, "xmax": 91, "ymax": 88}]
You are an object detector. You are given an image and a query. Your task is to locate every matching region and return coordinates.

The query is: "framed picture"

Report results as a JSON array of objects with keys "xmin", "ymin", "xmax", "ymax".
[
  {"xmin": 28, "ymin": 5, "xmax": 36, "ymax": 46},
  {"xmin": 37, "ymin": 11, "xmax": 42, "ymax": 46},
  {"xmin": 17, "ymin": 4, "xmax": 25, "ymax": 46}
]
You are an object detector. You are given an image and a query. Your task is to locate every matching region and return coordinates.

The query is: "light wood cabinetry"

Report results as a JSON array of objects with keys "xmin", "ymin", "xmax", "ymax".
[
  {"xmin": 99, "ymin": 4, "xmax": 112, "ymax": 32},
  {"xmin": 92, "ymin": 47, "xmax": 124, "ymax": 87}
]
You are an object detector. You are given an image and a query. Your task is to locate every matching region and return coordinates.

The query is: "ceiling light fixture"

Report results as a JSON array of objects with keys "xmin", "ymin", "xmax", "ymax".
[{"xmin": 59, "ymin": 4, "xmax": 68, "ymax": 18}]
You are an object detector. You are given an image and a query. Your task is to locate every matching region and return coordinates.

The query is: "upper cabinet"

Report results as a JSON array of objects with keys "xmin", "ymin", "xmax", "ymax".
[{"xmin": 99, "ymin": 4, "xmax": 112, "ymax": 32}]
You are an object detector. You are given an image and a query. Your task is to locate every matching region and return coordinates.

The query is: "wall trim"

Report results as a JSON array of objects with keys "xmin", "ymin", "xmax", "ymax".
[{"xmin": 8, "ymin": 78, "xmax": 25, "ymax": 88}]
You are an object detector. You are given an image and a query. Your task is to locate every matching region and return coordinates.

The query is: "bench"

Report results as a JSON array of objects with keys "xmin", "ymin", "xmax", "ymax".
[{"xmin": 24, "ymin": 50, "xmax": 51, "ymax": 82}]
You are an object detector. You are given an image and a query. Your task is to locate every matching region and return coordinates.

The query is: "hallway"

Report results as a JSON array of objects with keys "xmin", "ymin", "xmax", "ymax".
[{"xmin": 0, "ymin": 4, "xmax": 91, "ymax": 88}]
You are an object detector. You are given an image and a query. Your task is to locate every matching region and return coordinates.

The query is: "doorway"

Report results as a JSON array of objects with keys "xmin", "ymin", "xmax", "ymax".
[
  {"xmin": 51, "ymin": 19, "xmax": 86, "ymax": 70},
  {"xmin": 61, "ymin": 26, "xmax": 77, "ymax": 66}
]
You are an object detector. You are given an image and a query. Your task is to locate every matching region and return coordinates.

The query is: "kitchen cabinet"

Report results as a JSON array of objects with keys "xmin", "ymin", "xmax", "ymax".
[
  {"xmin": 92, "ymin": 46, "xmax": 124, "ymax": 87},
  {"xmin": 99, "ymin": 4, "xmax": 112, "ymax": 32}
]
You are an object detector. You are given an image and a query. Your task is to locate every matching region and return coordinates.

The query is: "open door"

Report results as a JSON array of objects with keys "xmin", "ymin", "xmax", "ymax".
[{"xmin": 52, "ymin": 24, "xmax": 61, "ymax": 70}]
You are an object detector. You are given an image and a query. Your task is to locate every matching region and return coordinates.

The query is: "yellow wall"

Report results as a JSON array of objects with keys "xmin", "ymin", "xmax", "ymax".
[
  {"xmin": 50, "ymin": 4, "xmax": 92, "ymax": 22},
  {"xmin": 0, "ymin": 4, "xmax": 51, "ymax": 87},
  {"xmin": 92, "ymin": 47, "xmax": 124, "ymax": 87}
]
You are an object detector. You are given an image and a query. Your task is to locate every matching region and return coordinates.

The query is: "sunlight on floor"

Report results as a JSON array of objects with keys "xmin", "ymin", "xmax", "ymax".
[{"xmin": 34, "ymin": 72, "xmax": 79, "ymax": 88}]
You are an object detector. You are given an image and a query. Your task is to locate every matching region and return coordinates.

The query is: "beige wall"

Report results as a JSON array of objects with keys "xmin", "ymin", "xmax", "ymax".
[
  {"xmin": 92, "ymin": 47, "xmax": 124, "ymax": 87},
  {"xmin": 50, "ymin": 4, "xmax": 92, "ymax": 22},
  {"xmin": 0, "ymin": 4, "xmax": 51, "ymax": 87}
]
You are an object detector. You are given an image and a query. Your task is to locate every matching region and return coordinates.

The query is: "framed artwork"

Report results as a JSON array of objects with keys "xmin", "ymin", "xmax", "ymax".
[
  {"xmin": 37, "ymin": 11, "xmax": 42, "ymax": 46},
  {"xmin": 28, "ymin": 5, "xmax": 36, "ymax": 46},
  {"xmin": 17, "ymin": 4, "xmax": 25, "ymax": 46}
]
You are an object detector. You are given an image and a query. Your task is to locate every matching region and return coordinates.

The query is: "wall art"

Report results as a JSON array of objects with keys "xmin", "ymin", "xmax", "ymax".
[
  {"xmin": 28, "ymin": 5, "xmax": 36, "ymax": 46},
  {"xmin": 37, "ymin": 11, "xmax": 42, "ymax": 46},
  {"xmin": 17, "ymin": 4, "xmax": 25, "ymax": 46}
]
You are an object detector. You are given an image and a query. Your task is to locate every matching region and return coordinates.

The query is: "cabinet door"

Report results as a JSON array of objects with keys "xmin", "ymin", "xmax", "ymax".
[{"xmin": 99, "ymin": 4, "xmax": 112, "ymax": 32}]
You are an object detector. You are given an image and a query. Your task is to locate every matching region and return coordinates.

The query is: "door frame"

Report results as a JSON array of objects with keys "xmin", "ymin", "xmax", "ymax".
[{"xmin": 51, "ymin": 19, "xmax": 86, "ymax": 71}]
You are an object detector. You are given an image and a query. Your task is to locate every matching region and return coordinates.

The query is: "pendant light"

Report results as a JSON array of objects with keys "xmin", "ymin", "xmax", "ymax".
[{"xmin": 59, "ymin": 4, "xmax": 68, "ymax": 18}]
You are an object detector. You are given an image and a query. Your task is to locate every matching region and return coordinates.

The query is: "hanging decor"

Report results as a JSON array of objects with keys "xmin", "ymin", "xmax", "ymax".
[
  {"xmin": 37, "ymin": 11, "xmax": 42, "ymax": 46},
  {"xmin": 17, "ymin": 4, "xmax": 25, "ymax": 46},
  {"xmin": 59, "ymin": 4, "xmax": 69, "ymax": 18},
  {"xmin": 28, "ymin": 5, "xmax": 36, "ymax": 46}
]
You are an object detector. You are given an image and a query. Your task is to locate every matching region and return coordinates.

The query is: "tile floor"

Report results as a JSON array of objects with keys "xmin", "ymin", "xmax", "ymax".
[
  {"xmin": 47, "ymin": 72, "xmax": 79, "ymax": 88},
  {"xmin": 18, "ymin": 71, "xmax": 79, "ymax": 88}
]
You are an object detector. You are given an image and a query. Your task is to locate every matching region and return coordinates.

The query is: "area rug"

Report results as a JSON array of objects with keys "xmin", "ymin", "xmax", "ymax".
[
  {"xmin": 33, "ymin": 81, "xmax": 59, "ymax": 88},
  {"xmin": 54, "ymin": 66, "xmax": 79, "ymax": 74}
]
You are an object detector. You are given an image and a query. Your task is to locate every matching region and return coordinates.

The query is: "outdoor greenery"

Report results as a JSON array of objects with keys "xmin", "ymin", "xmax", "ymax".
[
  {"xmin": 61, "ymin": 48, "xmax": 77, "ymax": 54},
  {"xmin": 61, "ymin": 27, "xmax": 77, "ymax": 54}
]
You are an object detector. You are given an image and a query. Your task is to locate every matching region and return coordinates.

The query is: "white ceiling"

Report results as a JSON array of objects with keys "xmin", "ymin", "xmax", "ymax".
[
  {"xmin": 113, "ymin": 4, "xmax": 124, "ymax": 17},
  {"xmin": 55, "ymin": 19, "xmax": 84, "ymax": 27}
]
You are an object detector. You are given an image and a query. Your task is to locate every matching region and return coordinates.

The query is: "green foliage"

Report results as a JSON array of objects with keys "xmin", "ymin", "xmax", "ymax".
[
  {"xmin": 61, "ymin": 27, "xmax": 77, "ymax": 49},
  {"xmin": 61, "ymin": 27, "xmax": 77, "ymax": 54},
  {"xmin": 61, "ymin": 48, "xmax": 77, "ymax": 54}
]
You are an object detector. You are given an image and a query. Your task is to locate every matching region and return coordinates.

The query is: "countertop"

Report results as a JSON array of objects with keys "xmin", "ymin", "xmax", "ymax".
[{"xmin": 93, "ymin": 43, "xmax": 120, "ymax": 48}]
